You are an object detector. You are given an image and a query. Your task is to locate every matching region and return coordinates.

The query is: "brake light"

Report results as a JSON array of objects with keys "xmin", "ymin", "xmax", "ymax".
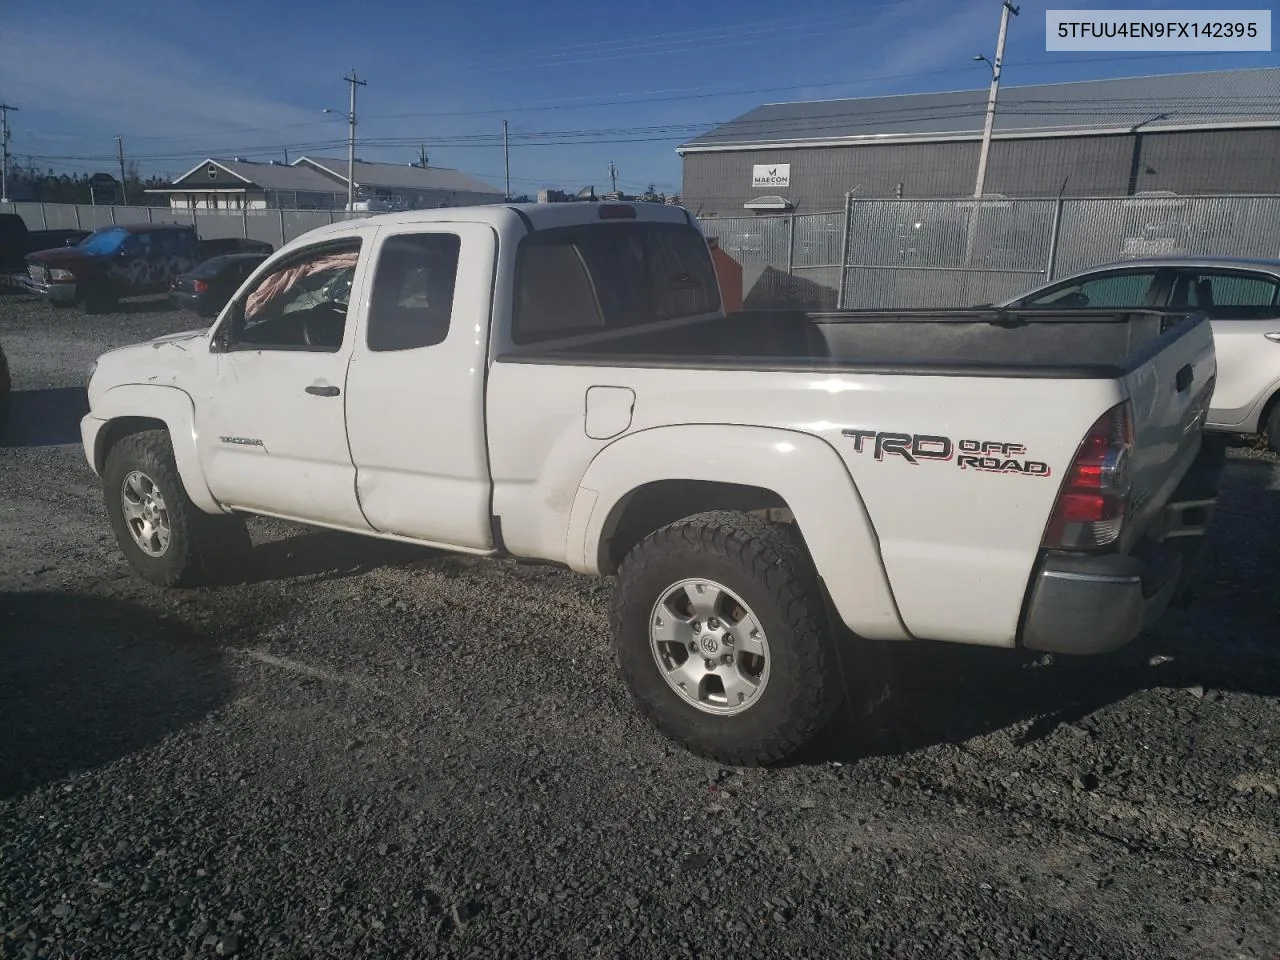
[
  {"xmin": 598, "ymin": 204, "xmax": 636, "ymax": 219},
  {"xmin": 192, "ymin": 280, "xmax": 208, "ymax": 293},
  {"xmin": 1042, "ymin": 402, "xmax": 1134, "ymax": 551}
]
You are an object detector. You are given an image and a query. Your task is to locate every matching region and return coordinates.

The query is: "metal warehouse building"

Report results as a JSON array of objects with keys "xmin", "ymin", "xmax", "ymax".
[{"xmin": 679, "ymin": 67, "xmax": 1280, "ymax": 217}]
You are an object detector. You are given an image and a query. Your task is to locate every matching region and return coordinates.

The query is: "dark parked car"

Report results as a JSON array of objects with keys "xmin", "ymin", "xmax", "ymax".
[
  {"xmin": 21, "ymin": 223, "xmax": 272, "ymax": 313},
  {"xmin": 169, "ymin": 253, "xmax": 269, "ymax": 317}
]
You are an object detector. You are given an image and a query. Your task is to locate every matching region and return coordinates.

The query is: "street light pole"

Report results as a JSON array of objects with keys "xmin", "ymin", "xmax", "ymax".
[
  {"xmin": 973, "ymin": 1, "xmax": 1018, "ymax": 199},
  {"xmin": 343, "ymin": 70, "xmax": 366, "ymax": 211}
]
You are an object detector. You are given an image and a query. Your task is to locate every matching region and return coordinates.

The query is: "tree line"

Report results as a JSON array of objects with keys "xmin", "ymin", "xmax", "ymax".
[{"xmin": 5, "ymin": 161, "xmax": 171, "ymax": 206}]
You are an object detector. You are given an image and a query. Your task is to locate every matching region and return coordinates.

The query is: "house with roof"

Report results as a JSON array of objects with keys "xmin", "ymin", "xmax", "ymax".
[
  {"xmin": 677, "ymin": 67, "xmax": 1280, "ymax": 216},
  {"xmin": 150, "ymin": 156, "xmax": 505, "ymax": 211}
]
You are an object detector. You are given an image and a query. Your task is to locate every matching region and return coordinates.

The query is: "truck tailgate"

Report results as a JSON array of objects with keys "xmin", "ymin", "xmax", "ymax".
[{"xmin": 1119, "ymin": 314, "xmax": 1216, "ymax": 551}]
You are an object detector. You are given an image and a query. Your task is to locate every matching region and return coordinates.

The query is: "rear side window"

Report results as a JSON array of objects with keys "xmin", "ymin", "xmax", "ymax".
[
  {"xmin": 367, "ymin": 233, "xmax": 461, "ymax": 352},
  {"xmin": 1172, "ymin": 271, "xmax": 1280, "ymax": 308},
  {"xmin": 512, "ymin": 222, "xmax": 720, "ymax": 345}
]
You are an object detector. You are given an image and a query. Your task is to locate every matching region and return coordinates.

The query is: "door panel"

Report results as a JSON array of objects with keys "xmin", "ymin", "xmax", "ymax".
[
  {"xmin": 344, "ymin": 223, "xmax": 496, "ymax": 548},
  {"xmin": 195, "ymin": 234, "xmax": 371, "ymax": 528},
  {"xmin": 1168, "ymin": 268, "xmax": 1280, "ymax": 423}
]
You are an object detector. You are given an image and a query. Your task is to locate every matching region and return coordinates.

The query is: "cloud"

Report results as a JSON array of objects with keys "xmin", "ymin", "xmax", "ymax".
[{"xmin": 0, "ymin": 17, "xmax": 324, "ymax": 146}]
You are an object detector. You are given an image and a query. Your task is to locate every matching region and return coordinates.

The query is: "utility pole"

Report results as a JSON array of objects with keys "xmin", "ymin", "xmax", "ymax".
[
  {"xmin": 116, "ymin": 135, "xmax": 128, "ymax": 204},
  {"xmin": 0, "ymin": 101, "xmax": 17, "ymax": 203},
  {"xmin": 973, "ymin": 1, "xmax": 1018, "ymax": 199},
  {"xmin": 964, "ymin": 0, "xmax": 1018, "ymax": 266},
  {"xmin": 284, "ymin": 146, "xmax": 289, "ymax": 165},
  {"xmin": 418, "ymin": 143, "xmax": 428, "ymax": 168},
  {"xmin": 343, "ymin": 70, "xmax": 366, "ymax": 211},
  {"xmin": 503, "ymin": 121, "xmax": 511, "ymax": 201},
  {"xmin": 609, "ymin": 161, "xmax": 618, "ymax": 197}
]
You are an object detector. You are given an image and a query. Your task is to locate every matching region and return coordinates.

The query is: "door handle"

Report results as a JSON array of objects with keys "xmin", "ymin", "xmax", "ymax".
[
  {"xmin": 1265, "ymin": 332, "xmax": 1280, "ymax": 343},
  {"xmin": 305, "ymin": 384, "xmax": 341, "ymax": 397},
  {"xmin": 1175, "ymin": 364, "xmax": 1193, "ymax": 393}
]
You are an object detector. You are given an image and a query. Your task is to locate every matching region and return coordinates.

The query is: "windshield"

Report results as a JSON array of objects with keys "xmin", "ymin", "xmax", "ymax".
[{"xmin": 78, "ymin": 227, "xmax": 129, "ymax": 256}]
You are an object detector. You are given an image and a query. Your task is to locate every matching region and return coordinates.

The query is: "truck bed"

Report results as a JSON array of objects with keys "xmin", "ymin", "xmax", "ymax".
[{"xmin": 502, "ymin": 308, "xmax": 1204, "ymax": 379}]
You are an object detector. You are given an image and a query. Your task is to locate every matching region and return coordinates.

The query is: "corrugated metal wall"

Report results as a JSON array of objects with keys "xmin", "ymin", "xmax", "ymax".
[{"xmin": 681, "ymin": 128, "xmax": 1280, "ymax": 216}]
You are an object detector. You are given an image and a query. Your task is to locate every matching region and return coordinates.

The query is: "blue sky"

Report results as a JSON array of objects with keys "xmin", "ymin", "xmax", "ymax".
[{"xmin": 1, "ymin": 0, "xmax": 1276, "ymax": 195}]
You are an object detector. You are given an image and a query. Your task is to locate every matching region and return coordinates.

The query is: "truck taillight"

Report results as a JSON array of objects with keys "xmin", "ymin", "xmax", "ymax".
[
  {"xmin": 192, "ymin": 280, "xmax": 208, "ymax": 293},
  {"xmin": 1042, "ymin": 402, "xmax": 1134, "ymax": 551}
]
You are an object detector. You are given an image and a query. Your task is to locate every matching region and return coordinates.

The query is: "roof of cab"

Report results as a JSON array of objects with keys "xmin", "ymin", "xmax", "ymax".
[{"xmin": 284, "ymin": 200, "xmax": 696, "ymax": 249}]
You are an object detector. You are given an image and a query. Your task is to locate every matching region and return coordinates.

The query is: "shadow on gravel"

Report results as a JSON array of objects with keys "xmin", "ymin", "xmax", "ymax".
[
  {"xmin": 0, "ymin": 387, "xmax": 88, "ymax": 447},
  {"xmin": 243, "ymin": 528, "xmax": 436, "ymax": 585},
  {"xmin": 790, "ymin": 451, "xmax": 1280, "ymax": 766},
  {"xmin": 0, "ymin": 590, "xmax": 231, "ymax": 800},
  {"xmin": 100, "ymin": 297, "xmax": 187, "ymax": 316}
]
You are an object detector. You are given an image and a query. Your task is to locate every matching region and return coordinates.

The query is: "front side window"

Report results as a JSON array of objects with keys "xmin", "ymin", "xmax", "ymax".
[
  {"xmin": 512, "ymin": 222, "xmax": 720, "ymax": 344},
  {"xmin": 1021, "ymin": 270, "xmax": 1160, "ymax": 309},
  {"xmin": 220, "ymin": 239, "xmax": 361, "ymax": 352},
  {"xmin": 366, "ymin": 233, "xmax": 460, "ymax": 352}
]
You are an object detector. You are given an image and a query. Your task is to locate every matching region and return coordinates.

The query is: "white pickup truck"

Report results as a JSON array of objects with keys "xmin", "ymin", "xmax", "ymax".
[{"xmin": 81, "ymin": 201, "xmax": 1224, "ymax": 765}]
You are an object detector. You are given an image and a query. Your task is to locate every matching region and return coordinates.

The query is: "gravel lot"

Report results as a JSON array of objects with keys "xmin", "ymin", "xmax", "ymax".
[{"xmin": 1, "ymin": 290, "xmax": 1277, "ymax": 960}]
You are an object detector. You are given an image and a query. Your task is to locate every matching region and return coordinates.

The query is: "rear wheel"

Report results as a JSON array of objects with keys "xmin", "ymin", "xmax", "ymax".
[
  {"xmin": 1267, "ymin": 403, "xmax": 1280, "ymax": 456},
  {"xmin": 611, "ymin": 510, "xmax": 845, "ymax": 766},
  {"xmin": 103, "ymin": 429, "xmax": 251, "ymax": 587}
]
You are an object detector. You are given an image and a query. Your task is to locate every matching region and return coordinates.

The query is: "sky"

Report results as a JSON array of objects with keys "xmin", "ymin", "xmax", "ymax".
[{"xmin": 1, "ymin": 0, "xmax": 1277, "ymax": 196}]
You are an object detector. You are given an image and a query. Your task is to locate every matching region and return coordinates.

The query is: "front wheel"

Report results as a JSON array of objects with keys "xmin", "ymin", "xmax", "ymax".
[
  {"xmin": 103, "ymin": 429, "xmax": 251, "ymax": 587},
  {"xmin": 611, "ymin": 510, "xmax": 845, "ymax": 766}
]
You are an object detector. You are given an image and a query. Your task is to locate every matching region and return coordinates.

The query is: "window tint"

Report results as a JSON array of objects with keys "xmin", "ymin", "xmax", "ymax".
[
  {"xmin": 512, "ymin": 222, "xmax": 720, "ymax": 344},
  {"xmin": 227, "ymin": 239, "xmax": 361, "ymax": 352},
  {"xmin": 1022, "ymin": 270, "xmax": 1158, "ymax": 309},
  {"xmin": 366, "ymin": 233, "xmax": 460, "ymax": 352},
  {"xmin": 1171, "ymin": 271, "xmax": 1280, "ymax": 309}
]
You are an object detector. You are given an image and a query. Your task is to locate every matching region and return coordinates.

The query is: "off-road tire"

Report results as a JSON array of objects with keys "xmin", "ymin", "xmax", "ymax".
[
  {"xmin": 103, "ymin": 429, "xmax": 251, "ymax": 587},
  {"xmin": 611, "ymin": 510, "xmax": 845, "ymax": 766}
]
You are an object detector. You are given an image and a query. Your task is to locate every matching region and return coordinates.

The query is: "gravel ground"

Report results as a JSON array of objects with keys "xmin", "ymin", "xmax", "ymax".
[{"xmin": 1, "ymin": 291, "xmax": 1277, "ymax": 960}]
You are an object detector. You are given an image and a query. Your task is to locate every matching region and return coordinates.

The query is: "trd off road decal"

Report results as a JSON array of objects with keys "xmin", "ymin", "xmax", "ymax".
[{"xmin": 841, "ymin": 429, "xmax": 1051, "ymax": 477}]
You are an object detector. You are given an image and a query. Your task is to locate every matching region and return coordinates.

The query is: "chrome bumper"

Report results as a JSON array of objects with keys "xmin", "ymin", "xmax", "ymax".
[{"xmin": 18, "ymin": 273, "xmax": 77, "ymax": 302}]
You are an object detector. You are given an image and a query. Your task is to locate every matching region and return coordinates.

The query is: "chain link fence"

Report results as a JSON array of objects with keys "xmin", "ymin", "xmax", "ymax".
[
  {"xmin": 698, "ymin": 194, "xmax": 1280, "ymax": 310},
  {"xmin": 9, "ymin": 197, "xmax": 1280, "ymax": 310}
]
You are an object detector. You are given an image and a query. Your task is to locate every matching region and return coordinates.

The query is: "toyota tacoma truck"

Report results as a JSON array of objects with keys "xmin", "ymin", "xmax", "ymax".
[
  {"xmin": 22, "ymin": 222, "xmax": 272, "ymax": 313},
  {"xmin": 79, "ymin": 202, "xmax": 1223, "ymax": 766}
]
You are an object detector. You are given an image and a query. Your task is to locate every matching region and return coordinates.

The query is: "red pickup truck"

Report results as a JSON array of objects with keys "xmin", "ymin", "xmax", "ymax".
[{"xmin": 22, "ymin": 222, "xmax": 271, "ymax": 313}]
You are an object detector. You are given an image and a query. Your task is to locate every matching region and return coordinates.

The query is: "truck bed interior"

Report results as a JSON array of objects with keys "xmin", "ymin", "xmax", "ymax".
[{"xmin": 503, "ymin": 308, "xmax": 1201, "ymax": 379}]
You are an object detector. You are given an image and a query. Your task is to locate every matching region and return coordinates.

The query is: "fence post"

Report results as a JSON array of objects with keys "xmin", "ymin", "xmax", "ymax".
[
  {"xmin": 786, "ymin": 214, "xmax": 795, "ymax": 276},
  {"xmin": 73, "ymin": 205, "xmax": 81, "ymax": 229},
  {"xmin": 109, "ymin": 206, "xmax": 117, "ymax": 225},
  {"xmin": 39, "ymin": 203, "xmax": 48, "ymax": 229},
  {"xmin": 147, "ymin": 206, "xmax": 154, "ymax": 223},
  {"xmin": 1045, "ymin": 198, "xmax": 1064, "ymax": 282},
  {"xmin": 279, "ymin": 210, "xmax": 287, "ymax": 247},
  {"xmin": 837, "ymin": 193, "xmax": 853, "ymax": 309}
]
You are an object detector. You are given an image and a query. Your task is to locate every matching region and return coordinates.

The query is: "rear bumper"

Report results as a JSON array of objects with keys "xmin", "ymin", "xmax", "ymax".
[{"xmin": 1019, "ymin": 438, "xmax": 1224, "ymax": 655}]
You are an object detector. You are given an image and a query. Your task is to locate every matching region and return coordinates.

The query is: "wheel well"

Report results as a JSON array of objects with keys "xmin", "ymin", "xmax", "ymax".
[
  {"xmin": 95, "ymin": 416, "xmax": 167, "ymax": 473},
  {"xmin": 1259, "ymin": 389, "xmax": 1280, "ymax": 438},
  {"xmin": 599, "ymin": 480, "xmax": 792, "ymax": 574}
]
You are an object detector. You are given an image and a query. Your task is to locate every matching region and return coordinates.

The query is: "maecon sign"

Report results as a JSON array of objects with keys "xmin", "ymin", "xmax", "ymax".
[{"xmin": 751, "ymin": 163, "xmax": 791, "ymax": 189}]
